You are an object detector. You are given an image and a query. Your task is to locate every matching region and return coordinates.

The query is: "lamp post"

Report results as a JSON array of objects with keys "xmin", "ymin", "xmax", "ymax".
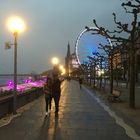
[
  {"xmin": 13, "ymin": 31, "xmax": 17, "ymax": 114},
  {"xmin": 6, "ymin": 16, "xmax": 26, "ymax": 114}
]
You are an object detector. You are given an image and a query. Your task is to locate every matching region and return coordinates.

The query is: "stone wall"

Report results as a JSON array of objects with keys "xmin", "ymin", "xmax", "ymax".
[{"xmin": 0, "ymin": 87, "xmax": 43, "ymax": 119}]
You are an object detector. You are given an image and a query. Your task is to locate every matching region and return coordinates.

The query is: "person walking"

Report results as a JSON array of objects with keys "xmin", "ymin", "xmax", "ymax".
[
  {"xmin": 52, "ymin": 74, "xmax": 62, "ymax": 117},
  {"xmin": 79, "ymin": 77, "xmax": 83, "ymax": 89},
  {"xmin": 43, "ymin": 77, "xmax": 52, "ymax": 116}
]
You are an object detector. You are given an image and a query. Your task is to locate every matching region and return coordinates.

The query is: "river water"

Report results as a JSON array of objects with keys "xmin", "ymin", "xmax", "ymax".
[{"xmin": 0, "ymin": 76, "xmax": 30, "ymax": 86}]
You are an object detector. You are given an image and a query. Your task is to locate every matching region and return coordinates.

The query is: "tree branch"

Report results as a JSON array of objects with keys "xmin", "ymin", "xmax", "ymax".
[{"xmin": 122, "ymin": 0, "xmax": 140, "ymax": 8}]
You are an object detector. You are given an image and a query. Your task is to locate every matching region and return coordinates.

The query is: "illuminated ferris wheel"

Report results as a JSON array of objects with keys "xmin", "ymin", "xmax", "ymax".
[{"xmin": 75, "ymin": 27, "xmax": 112, "ymax": 66}]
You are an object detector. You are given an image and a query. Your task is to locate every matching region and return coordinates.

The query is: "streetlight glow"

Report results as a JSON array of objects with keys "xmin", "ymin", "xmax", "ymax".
[
  {"xmin": 59, "ymin": 65, "xmax": 64, "ymax": 70},
  {"xmin": 61, "ymin": 68, "xmax": 66, "ymax": 75},
  {"xmin": 51, "ymin": 57, "xmax": 59, "ymax": 65},
  {"xmin": 59, "ymin": 65, "xmax": 66, "ymax": 75},
  {"xmin": 98, "ymin": 69, "xmax": 104, "ymax": 76},
  {"xmin": 7, "ymin": 16, "xmax": 26, "ymax": 34}
]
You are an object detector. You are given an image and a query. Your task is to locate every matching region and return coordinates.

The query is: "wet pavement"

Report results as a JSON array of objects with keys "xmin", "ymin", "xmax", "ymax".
[{"xmin": 0, "ymin": 80, "xmax": 139, "ymax": 140}]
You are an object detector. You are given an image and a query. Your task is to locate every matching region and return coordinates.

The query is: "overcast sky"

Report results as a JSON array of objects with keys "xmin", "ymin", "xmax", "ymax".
[{"xmin": 0, "ymin": 0, "xmax": 129, "ymax": 74}]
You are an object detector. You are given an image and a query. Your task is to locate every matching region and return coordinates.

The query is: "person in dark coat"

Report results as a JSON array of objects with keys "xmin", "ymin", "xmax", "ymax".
[
  {"xmin": 43, "ymin": 77, "xmax": 52, "ymax": 116},
  {"xmin": 79, "ymin": 77, "xmax": 83, "ymax": 89},
  {"xmin": 52, "ymin": 74, "xmax": 61, "ymax": 117}
]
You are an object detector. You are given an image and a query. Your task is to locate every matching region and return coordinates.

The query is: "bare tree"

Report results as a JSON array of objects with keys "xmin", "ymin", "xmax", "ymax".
[
  {"xmin": 99, "ymin": 44, "xmax": 119, "ymax": 95},
  {"xmin": 87, "ymin": 55, "xmax": 98, "ymax": 87},
  {"xmin": 92, "ymin": 0, "xmax": 140, "ymax": 108}
]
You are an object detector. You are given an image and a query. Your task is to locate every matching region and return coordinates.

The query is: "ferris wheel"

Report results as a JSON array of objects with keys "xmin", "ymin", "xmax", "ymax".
[{"xmin": 75, "ymin": 27, "xmax": 112, "ymax": 66}]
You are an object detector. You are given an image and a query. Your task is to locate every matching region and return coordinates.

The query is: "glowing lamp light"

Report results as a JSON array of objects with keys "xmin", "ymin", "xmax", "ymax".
[
  {"xmin": 61, "ymin": 68, "xmax": 66, "ymax": 75},
  {"xmin": 98, "ymin": 69, "xmax": 104, "ymax": 76},
  {"xmin": 59, "ymin": 65, "xmax": 66, "ymax": 75},
  {"xmin": 7, "ymin": 16, "xmax": 26, "ymax": 34},
  {"xmin": 59, "ymin": 65, "xmax": 64, "ymax": 70},
  {"xmin": 51, "ymin": 57, "xmax": 59, "ymax": 65}
]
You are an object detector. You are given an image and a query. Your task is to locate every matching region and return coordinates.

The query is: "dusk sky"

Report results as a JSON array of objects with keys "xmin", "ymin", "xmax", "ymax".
[{"xmin": 0, "ymin": 0, "xmax": 128, "ymax": 74}]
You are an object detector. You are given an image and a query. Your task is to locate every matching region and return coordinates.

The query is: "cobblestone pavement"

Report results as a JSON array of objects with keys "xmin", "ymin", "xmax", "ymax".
[{"xmin": 0, "ymin": 80, "xmax": 139, "ymax": 140}]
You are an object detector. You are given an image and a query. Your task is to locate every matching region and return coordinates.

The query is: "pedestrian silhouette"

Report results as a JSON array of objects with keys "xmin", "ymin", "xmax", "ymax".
[
  {"xmin": 43, "ymin": 77, "xmax": 52, "ymax": 116},
  {"xmin": 79, "ymin": 77, "xmax": 83, "ymax": 89},
  {"xmin": 52, "ymin": 74, "xmax": 62, "ymax": 117}
]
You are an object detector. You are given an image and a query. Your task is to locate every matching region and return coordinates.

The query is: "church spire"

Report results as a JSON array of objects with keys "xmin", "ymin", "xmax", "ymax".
[{"xmin": 67, "ymin": 42, "xmax": 70, "ymax": 57}]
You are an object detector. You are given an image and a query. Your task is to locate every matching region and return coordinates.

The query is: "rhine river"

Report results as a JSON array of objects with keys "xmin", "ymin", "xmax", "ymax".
[{"xmin": 0, "ymin": 76, "xmax": 30, "ymax": 86}]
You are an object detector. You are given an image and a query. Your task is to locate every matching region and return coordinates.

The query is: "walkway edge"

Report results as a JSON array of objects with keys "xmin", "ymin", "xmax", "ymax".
[{"xmin": 84, "ymin": 86, "xmax": 140, "ymax": 140}]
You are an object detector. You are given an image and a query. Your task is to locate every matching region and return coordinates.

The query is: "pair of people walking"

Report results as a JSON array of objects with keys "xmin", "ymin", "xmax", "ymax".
[{"xmin": 43, "ymin": 74, "xmax": 61, "ymax": 117}]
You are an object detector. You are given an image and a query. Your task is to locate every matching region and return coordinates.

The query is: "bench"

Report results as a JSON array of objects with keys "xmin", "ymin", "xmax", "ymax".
[{"xmin": 107, "ymin": 89, "xmax": 121, "ymax": 102}]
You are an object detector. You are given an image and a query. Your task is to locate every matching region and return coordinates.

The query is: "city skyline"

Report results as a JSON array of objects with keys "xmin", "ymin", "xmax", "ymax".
[{"xmin": 0, "ymin": 0, "xmax": 127, "ymax": 74}]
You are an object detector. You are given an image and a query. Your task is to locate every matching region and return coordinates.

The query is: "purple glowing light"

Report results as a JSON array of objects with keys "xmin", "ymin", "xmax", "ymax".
[
  {"xmin": 1, "ymin": 80, "xmax": 45, "ymax": 93},
  {"xmin": 7, "ymin": 80, "xmax": 14, "ymax": 87},
  {"xmin": 24, "ymin": 79, "xmax": 32, "ymax": 83},
  {"xmin": 28, "ymin": 81, "xmax": 44, "ymax": 87}
]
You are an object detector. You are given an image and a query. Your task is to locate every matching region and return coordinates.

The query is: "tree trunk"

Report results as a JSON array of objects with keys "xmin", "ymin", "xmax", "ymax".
[
  {"xmin": 110, "ymin": 54, "xmax": 113, "ymax": 95},
  {"xmin": 100, "ymin": 58, "xmax": 103, "ymax": 89},
  {"xmin": 129, "ymin": 44, "xmax": 135, "ymax": 108}
]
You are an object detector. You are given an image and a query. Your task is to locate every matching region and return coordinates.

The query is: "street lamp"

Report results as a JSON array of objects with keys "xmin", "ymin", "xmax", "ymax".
[
  {"xmin": 51, "ymin": 57, "xmax": 59, "ymax": 65},
  {"xmin": 51, "ymin": 57, "xmax": 60, "ymax": 75},
  {"xmin": 6, "ymin": 16, "xmax": 26, "ymax": 114},
  {"xmin": 59, "ymin": 65, "xmax": 63, "ymax": 69}
]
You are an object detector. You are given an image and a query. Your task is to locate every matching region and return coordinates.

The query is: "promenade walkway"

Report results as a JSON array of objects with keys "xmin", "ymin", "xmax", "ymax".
[
  {"xmin": 0, "ymin": 80, "xmax": 140, "ymax": 140},
  {"xmin": 93, "ymin": 80, "xmax": 140, "ymax": 128}
]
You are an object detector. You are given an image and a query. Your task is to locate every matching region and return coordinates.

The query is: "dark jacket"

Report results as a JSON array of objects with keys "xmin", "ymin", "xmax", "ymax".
[
  {"xmin": 44, "ymin": 82, "xmax": 52, "ymax": 95},
  {"xmin": 52, "ymin": 78, "xmax": 61, "ymax": 95},
  {"xmin": 79, "ymin": 78, "xmax": 83, "ymax": 84}
]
